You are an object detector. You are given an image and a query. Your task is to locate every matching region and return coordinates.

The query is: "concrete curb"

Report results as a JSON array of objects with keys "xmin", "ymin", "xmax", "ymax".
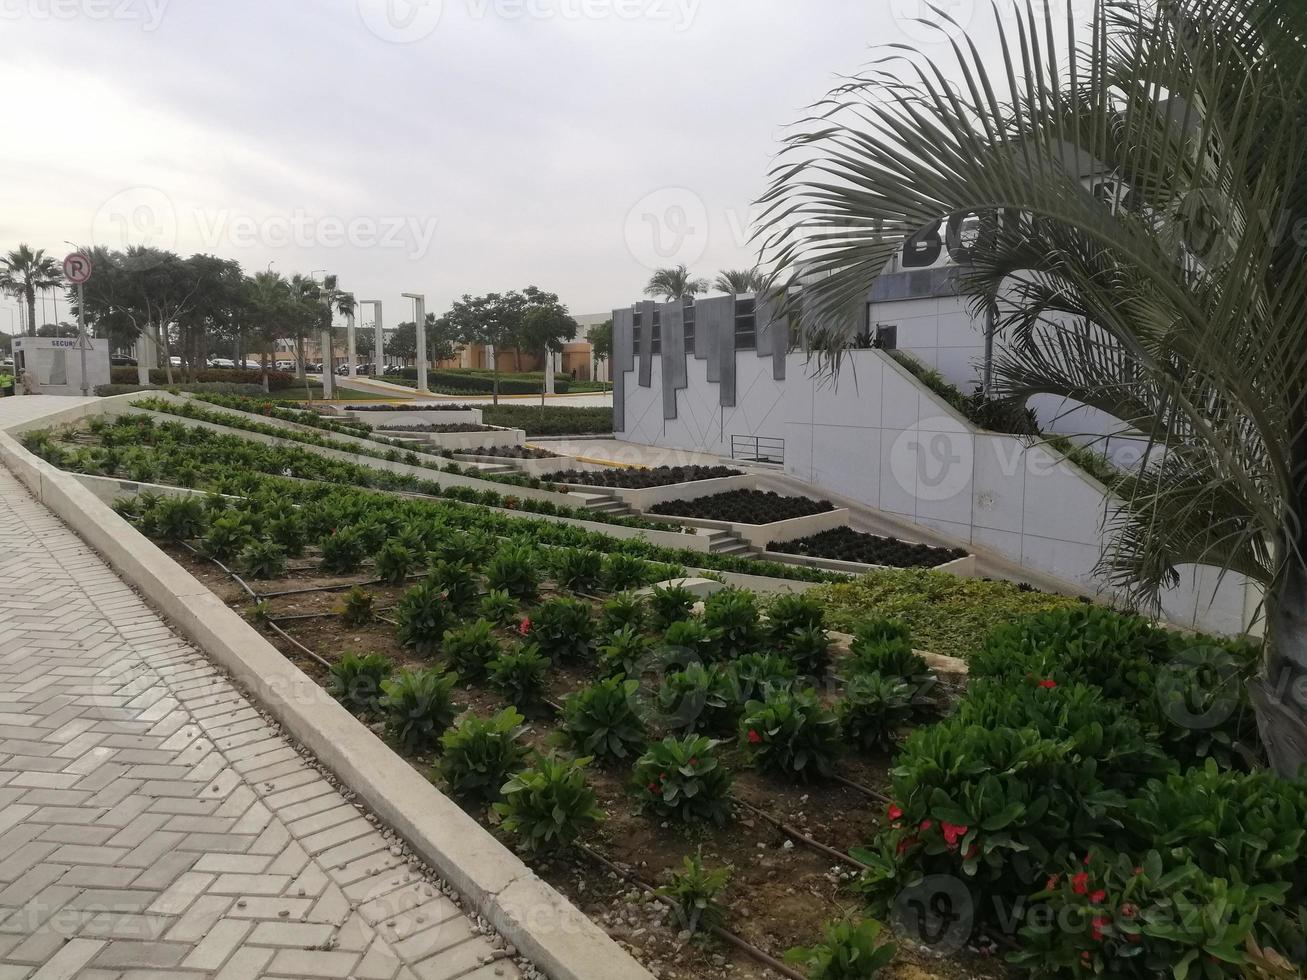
[{"xmin": 0, "ymin": 429, "xmax": 653, "ymax": 980}]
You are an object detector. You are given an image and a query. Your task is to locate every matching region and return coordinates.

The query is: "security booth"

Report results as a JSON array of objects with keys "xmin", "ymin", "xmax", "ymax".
[{"xmin": 11, "ymin": 336, "xmax": 111, "ymax": 396}]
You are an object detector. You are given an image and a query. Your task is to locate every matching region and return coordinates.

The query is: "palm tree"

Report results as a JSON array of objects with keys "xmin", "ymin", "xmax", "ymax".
[
  {"xmin": 714, "ymin": 268, "xmax": 764, "ymax": 295},
  {"xmin": 644, "ymin": 265, "xmax": 709, "ymax": 302},
  {"xmin": 0, "ymin": 245, "xmax": 62, "ymax": 337},
  {"xmin": 758, "ymin": 0, "xmax": 1307, "ymax": 774},
  {"xmin": 287, "ymin": 273, "xmax": 321, "ymax": 382},
  {"xmin": 244, "ymin": 271, "xmax": 292, "ymax": 392}
]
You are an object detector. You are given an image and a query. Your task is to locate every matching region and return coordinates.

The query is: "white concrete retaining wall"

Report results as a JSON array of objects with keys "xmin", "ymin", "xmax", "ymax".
[
  {"xmin": 379, "ymin": 426, "xmax": 526, "ymax": 451},
  {"xmin": 618, "ymin": 347, "xmax": 1261, "ymax": 636},
  {"xmin": 562, "ymin": 474, "xmax": 756, "ymax": 513},
  {"xmin": 342, "ymin": 408, "xmax": 484, "ymax": 428}
]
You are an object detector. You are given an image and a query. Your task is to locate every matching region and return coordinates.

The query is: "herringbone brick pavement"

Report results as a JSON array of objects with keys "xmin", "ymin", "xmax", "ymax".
[{"xmin": 0, "ymin": 468, "xmax": 523, "ymax": 980}]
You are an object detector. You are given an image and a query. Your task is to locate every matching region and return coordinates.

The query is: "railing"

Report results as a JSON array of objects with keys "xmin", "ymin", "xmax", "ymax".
[{"xmin": 730, "ymin": 435, "xmax": 784, "ymax": 465}]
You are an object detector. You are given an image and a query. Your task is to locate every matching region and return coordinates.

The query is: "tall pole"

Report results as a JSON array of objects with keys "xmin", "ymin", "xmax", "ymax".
[
  {"xmin": 344, "ymin": 292, "xmax": 357, "ymax": 379},
  {"xmin": 402, "ymin": 293, "xmax": 428, "ymax": 395},
  {"xmin": 77, "ymin": 282, "xmax": 88, "ymax": 397},
  {"xmin": 361, "ymin": 301, "xmax": 383, "ymax": 375}
]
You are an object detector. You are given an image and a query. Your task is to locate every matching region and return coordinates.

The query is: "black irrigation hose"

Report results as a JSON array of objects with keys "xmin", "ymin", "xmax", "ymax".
[
  {"xmin": 264, "ymin": 619, "xmax": 334, "ymax": 671},
  {"xmin": 179, "ymin": 541, "xmax": 261, "ymax": 601},
  {"xmin": 577, "ymin": 842, "xmax": 808, "ymax": 980},
  {"xmin": 831, "ymin": 773, "xmax": 890, "ymax": 805},
  {"xmin": 259, "ymin": 578, "xmax": 387, "ymax": 599},
  {"xmin": 730, "ymin": 796, "xmax": 871, "ymax": 873}
]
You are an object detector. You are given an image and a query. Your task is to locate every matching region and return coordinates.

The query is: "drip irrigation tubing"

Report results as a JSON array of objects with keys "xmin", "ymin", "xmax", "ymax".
[{"xmin": 730, "ymin": 796, "xmax": 870, "ymax": 873}]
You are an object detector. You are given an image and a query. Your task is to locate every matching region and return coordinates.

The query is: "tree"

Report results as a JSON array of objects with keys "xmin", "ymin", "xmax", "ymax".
[
  {"xmin": 588, "ymin": 319, "xmax": 612, "ymax": 373},
  {"xmin": 0, "ymin": 245, "xmax": 62, "ymax": 337},
  {"xmin": 521, "ymin": 303, "xmax": 578, "ymax": 408},
  {"xmin": 444, "ymin": 287, "xmax": 561, "ymax": 404},
  {"xmin": 243, "ymin": 270, "xmax": 295, "ymax": 391},
  {"xmin": 759, "ymin": 0, "xmax": 1307, "ymax": 774},
  {"xmin": 644, "ymin": 265, "xmax": 709, "ymax": 302},
  {"xmin": 714, "ymin": 269, "xmax": 764, "ymax": 295},
  {"xmin": 387, "ymin": 315, "xmax": 457, "ymax": 366}
]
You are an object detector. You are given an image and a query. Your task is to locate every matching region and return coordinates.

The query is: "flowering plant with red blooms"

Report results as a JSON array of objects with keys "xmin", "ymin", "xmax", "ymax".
[
  {"xmin": 518, "ymin": 617, "xmax": 532, "ymax": 637},
  {"xmin": 1038, "ymin": 678, "xmax": 1058, "ymax": 689},
  {"xmin": 1012, "ymin": 849, "xmax": 1271, "ymax": 977},
  {"xmin": 631, "ymin": 735, "xmax": 732, "ymax": 826}
]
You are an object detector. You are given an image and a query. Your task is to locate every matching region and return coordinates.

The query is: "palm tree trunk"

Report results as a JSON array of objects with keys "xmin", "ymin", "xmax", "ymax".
[
  {"xmin": 157, "ymin": 323, "xmax": 174, "ymax": 386},
  {"xmin": 1254, "ymin": 556, "xmax": 1307, "ymax": 777},
  {"xmin": 25, "ymin": 288, "xmax": 36, "ymax": 337},
  {"xmin": 261, "ymin": 352, "xmax": 269, "ymax": 394}
]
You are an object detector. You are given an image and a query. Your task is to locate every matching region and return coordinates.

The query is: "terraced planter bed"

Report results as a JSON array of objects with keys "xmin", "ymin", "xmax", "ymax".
[
  {"xmin": 345, "ymin": 404, "xmax": 483, "ymax": 412},
  {"xmin": 651, "ymin": 489, "xmax": 835, "ymax": 524},
  {"xmin": 459, "ymin": 444, "xmax": 559, "ymax": 459},
  {"xmin": 376, "ymin": 422, "xmax": 496, "ymax": 433},
  {"xmin": 546, "ymin": 465, "xmax": 743, "ymax": 490},
  {"xmin": 768, "ymin": 526, "xmax": 967, "ymax": 570}
]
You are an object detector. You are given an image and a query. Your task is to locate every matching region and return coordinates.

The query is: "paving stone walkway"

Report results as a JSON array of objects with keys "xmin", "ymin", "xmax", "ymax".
[{"xmin": 0, "ymin": 466, "xmax": 520, "ymax": 980}]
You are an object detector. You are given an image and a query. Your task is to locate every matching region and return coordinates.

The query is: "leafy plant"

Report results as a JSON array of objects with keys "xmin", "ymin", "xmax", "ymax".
[
  {"xmin": 479, "ymin": 588, "xmax": 518, "ymax": 626},
  {"xmin": 438, "ymin": 707, "xmax": 529, "ymax": 804},
  {"xmin": 442, "ymin": 619, "xmax": 502, "ymax": 681},
  {"xmin": 846, "ymin": 628, "xmax": 937, "ymax": 711},
  {"xmin": 320, "ymin": 527, "xmax": 367, "ymax": 574},
  {"xmin": 552, "ymin": 548, "xmax": 603, "ymax": 592},
  {"xmin": 633, "ymin": 735, "xmax": 733, "ymax": 826},
  {"xmin": 650, "ymin": 584, "xmax": 696, "ymax": 630},
  {"xmin": 600, "ymin": 591, "xmax": 648, "ymax": 635},
  {"xmin": 267, "ymin": 513, "xmax": 308, "ymax": 556},
  {"xmin": 487, "ymin": 644, "xmax": 551, "ymax": 704},
  {"xmin": 778, "ymin": 625, "xmax": 832, "ymax": 677},
  {"xmin": 740, "ymin": 687, "xmax": 842, "ymax": 782},
  {"xmin": 597, "ymin": 626, "xmax": 654, "ymax": 678},
  {"xmin": 151, "ymin": 496, "xmax": 207, "ymax": 541},
  {"xmin": 703, "ymin": 588, "xmax": 762, "ymax": 660},
  {"xmin": 201, "ymin": 513, "xmax": 251, "ymax": 561},
  {"xmin": 656, "ymin": 664, "xmax": 740, "ymax": 736},
  {"xmin": 427, "ymin": 560, "xmax": 478, "ymax": 611},
  {"xmin": 528, "ymin": 597, "xmax": 595, "ymax": 662},
  {"xmin": 327, "ymin": 652, "xmax": 393, "ymax": 718},
  {"xmin": 656, "ymin": 850, "xmax": 733, "ymax": 934},
  {"xmin": 395, "ymin": 582, "xmax": 453, "ymax": 657},
  {"xmin": 601, "ymin": 553, "xmax": 647, "ymax": 592},
  {"xmin": 486, "ymin": 544, "xmax": 539, "ymax": 600},
  {"xmin": 727, "ymin": 652, "xmax": 799, "ymax": 702},
  {"xmin": 767, "ymin": 592, "xmax": 825, "ymax": 639},
  {"xmin": 493, "ymin": 754, "xmax": 604, "ymax": 852},
  {"xmin": 381, "ymin": 667, "xmax": 460, "ymax": 755},
  {"xmin": 560, "ymin": 677, "xmax": 647, "ymax": 763},
  {"xmin": 237, "ymin": 540, "xmax": 287, "ymax": 580},
  {"xmin": 374, "ymin": 541, "xmax": 417, "ymax": 585},
  {"xmin": 784, "ymin": 919, "xmax": 897, "ymax": 979},
  {"xmin": 662, "ymin": 618, "xmax": 714, "ymax": 662},
  {"xmin": 337, "ymin": 586, "xmax": 375, "ymax": 627},
  {"xmin": 838, "ymin": 673, "xmax": 914, "ymax": 753}
]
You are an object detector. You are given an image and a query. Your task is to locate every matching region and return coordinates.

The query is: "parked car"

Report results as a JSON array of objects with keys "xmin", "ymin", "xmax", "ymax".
[
  {"xmin": 110, "ymin": 356, "xmax": 137, "ymax": 367},
  {"xmin": 275, "ymin": 360, "xmax": 294, "ymax": 371},
  {"xmin": 209, "ymin": 357, "xmax": 236, "ymax": 368}
]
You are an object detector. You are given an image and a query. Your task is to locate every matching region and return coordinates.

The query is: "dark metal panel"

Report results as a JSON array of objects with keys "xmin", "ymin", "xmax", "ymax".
[
  {"xmin": 661, "ymin": 302, "xmax": 684, "ymax": 420},
  {"xmin": 700, "ymin": 296, "xmax": 731, "ymax": 383},
  {"xmin": 611, "ymin": 307, "xmax": 633, "ymax": 432},
  {"xmin": 755, "ymin": 294, "xmax": 788, "ymax": 380},
  {"xmin": 637, "ymin": 300, "xmax": 654, "ymax": 388},
  {"xmin": 717, "ymin": 301, "xmax": 737, "ymax": 408}
]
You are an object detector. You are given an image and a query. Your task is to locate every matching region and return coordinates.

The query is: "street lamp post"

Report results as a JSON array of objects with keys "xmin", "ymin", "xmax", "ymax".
[
  {"xmin": 401, "ymin": 293, "xmax": 428, "ymax": 395},
  {"xmin": 360, "ymin": 301, "xmax": 383, "ymax": 377},
  {"xmin": 343, "ymin": 292, "xmax": 357, "ymax": 379}
]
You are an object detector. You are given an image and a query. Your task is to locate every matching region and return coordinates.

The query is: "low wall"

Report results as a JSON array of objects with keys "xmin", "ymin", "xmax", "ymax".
[
  {"xmin": 381, "ymin": 426, "xmax": 526, "ymax": 451},
  {"xmin": 459, "ymin": 454, "xmax": 611, "ymax": 478},
  {"xmin": 341, "ymin": 407, "xmax": 484, "ymax": 428},
  {"xmin": 563, "ymin": 473, "xmax": 756, "ymax": 513}
]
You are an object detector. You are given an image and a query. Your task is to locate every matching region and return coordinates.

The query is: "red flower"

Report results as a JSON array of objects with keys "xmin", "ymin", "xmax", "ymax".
[
  {"xmin": 1071, "ymin": 872, "xmax": 1090, "ymax": 895},
  {"xmin": 1083, "ymin": 853, "xmax": 1093, "ymax": 865},
  {"xmin": 1089, "ymin": 890, "xmax": 1107, "ymax": 904},
  {"xmin": 1120, "ymin": 903, "xmax": 1138, "ymax": 919},
  {"xmin": 1046, "ymin": 875, "xmax": 1060, "ymax": 890},
  {"xmin": 517, "ymin": 618, "xmax": 531, "ymax": 637},
  {"xmin": 689, "ymin": 758, "xmax": 698, "ymax": 766},
  {"xmin": 964, "ymin": 844, "xmax": 979, "ymax": 859},
  {"xmin": 919, "ymin": 819, "xmax": 935, "ymax": 832},
  {"xmin": 1090, "ymin": 916, "xmax": 1111, "ymax": 941},
  {"xmin": 1132, "ymin": 866, "xmax": 1143, "ymax": 876},
  {"xmin": 646, "ymin": 782, "xmax": 658, "ymax": 793},
  {"xmin": 1080, "ymin": 951, "xmax": 1092, "ymax": 963},
  {"xmin": 941, "ymin": 822, "xmax": 969, "ymax": 849},
  {"xmin": 747, "ymin": 729, "xmax": 762, "ymax": 744},
  {"xmin": 887, "ymin": 804, "xmax": 904, "ymax": 821},
  {"xmin": 896, "ymin": 835, "xmax": 919, "ymax": 855},
  {"xmin": 1038, "ymin": 678, "xmax": 1058, "ymax": 689}
]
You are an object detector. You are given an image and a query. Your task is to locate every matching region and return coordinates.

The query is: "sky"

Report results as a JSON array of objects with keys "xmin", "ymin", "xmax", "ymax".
[{"xmin": 0, "ymin": 0, "xmax": 1037, "ymax": 332}]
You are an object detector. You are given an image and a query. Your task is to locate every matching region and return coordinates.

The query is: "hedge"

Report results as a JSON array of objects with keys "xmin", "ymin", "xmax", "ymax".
[
  {"xmin": 110, "ymin": 367, "xmax": 296, "ymax": 390},
  {"xmin": 96, "ymin": 382, "xmax": 268, "ymax": 398},
  {"xmin": 385, "ymin": 369, "xmax": 570, "ymax": 395}
]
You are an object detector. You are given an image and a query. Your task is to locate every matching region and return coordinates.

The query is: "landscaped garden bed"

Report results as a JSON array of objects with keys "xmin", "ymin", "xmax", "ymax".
[
  {"xmin": 651, "ymin": 489, "xmax": 835, "ymax": 524},
  {"xmin": 768, "ymin": 527, "xmax": 967, "ymax": 570},
  {"xmin": 375, "ymin": 422, "xmax": 496, "ymax": 433},
  {"xmin": 343, "ymin": 404, "xmax": 612, "ymax": 437},
  {"xmin": 458, "ymin": 444, "xmax": 560, "ymax": 459},
  {"xmin": 545, "ymin": 465, "xmax": 743, "ymax": 489}
]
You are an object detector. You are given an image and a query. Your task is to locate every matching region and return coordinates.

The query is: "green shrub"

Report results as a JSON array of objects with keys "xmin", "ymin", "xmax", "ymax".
[
  {"xmin": 528, "ymin": 597, "xmax": 594, "ymax": 661},
  {"xmin": 427, "ymin": 560, "xmax": 478, "ymax": 610},
  {"xmin": 381, "ymin": 667, "xmax": 460, "ymax": 755},
  {"xmin": 845, "ymin": 628, "xmax": 937, "ymax": 711},
  {"xmin": 601, "ymin": 553, "xmax": 647, "ymax": 592},
  {"xmin": 494, "ymin": 755, "xmax": 604, "ymax": 851},
  {"xmin": 237, "ymin": 540, "xmax": 287, "ymax": 580},
  {"xmin": 837, "ymin": 673, "xmax": 914, "ymax": 753},
  {"xmin": 486, "ymin": 544, "xmax": 539, "ymax": 600},
  {"xmin": 657, "ymin": 664, "xmax": 739, "ymax": 736},
  {"xmin": 267, "ymin": 513, "xmax": 308, "ymax": 556},
  {"xmin": 662, "ymin": 618, "xmax": 714, "ymax": 662},
  {"xmin": 650, "ymin": 584, "xmax": 696, "ymax": 630},
  {"xmin": 656, "ymin": 850, "xmax": 733, "ymax": 933},
  {"xmin": 337, "ymin": 586, "xmax": 375, "ymax": 627},
  {"xmin": 727, "ymin": 653, "xmax": 799, "ymax": 702},
  {"xmin": 442, "ymin": 620, "xmax": 502, "ymax": 681},
  {"xmin": 777, "ymin": 625, "xmax": 832, "ymax": 677},
  {"xmin": 201, "ymin": 513, "xmax": 251, "ymax": 561},
  {"xmin": 487, "ymin": 644, "xmax": 551, "ymax": 704},
  {"xmin": 320, "ymin": 527, "xmax": 367, "ymax": 574},
  {"xmin": 327, "ymin": 652, "xmax": 393, "ymax": 718},
  {"xmin": 552, "ymin": 548, "xmax": 603, "ymax": 592},
  {"xmin": 438, "ymin": 707, "xmax": 529, "ymax": 803},
  {"xmin": 374, "ymin": 541, "xmax": 417, "ymax": 585},
  {"xmin": 600, "ymin": 591, "xmax": 647, "ymax": 635},
  {"xmin": 785, "ymin": 919, "xmax": 897, "ymax": 979},
  {"xmin": 633, "ymin": 735, "xmax": 732, "ymax": 825},
  {"xmin": 151, "ymin": 496, "xmax": 207, "ymax": 541},
  {"xmin": 560, "ymin": 677, "xmax": 647, "ymax": 763},
  {"xmin": 766, "ymin": 592, "xmax": 825, "ymax": 639},
  {"xmin": 395, "ymin": 582, "xmax": 452, "ymax": 656},
  {"xmin": 436, "ymin": 528, "xmax": 496, "ymax": 566},
  {"xmin": 479, "ymin": 588, "xmax": 518, "ymax": 625},
  {"xmin": 702, "ymin": 588, "xmax": 761, "ymax": 660},
  {"xmin": 740, "ymin": 687, "xmax": 841, "ymax": 782},
  {"xmin": 597, "ymin": 626, "xmax": 654, "ymax": 678}
]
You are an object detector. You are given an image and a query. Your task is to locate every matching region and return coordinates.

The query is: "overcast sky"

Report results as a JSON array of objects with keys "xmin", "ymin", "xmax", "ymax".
[{"xmin": 0, "ymin": 0, "xmax": 1028, "ymax": 331}]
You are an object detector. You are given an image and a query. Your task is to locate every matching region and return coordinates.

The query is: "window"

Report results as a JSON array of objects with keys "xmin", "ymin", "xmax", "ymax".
[
  {"xmin": 651, "ymin": 308, "xmax": 662, "ymax": 355},
  {"xmin": 683, "ymin": 298, "xmax": 696, "ymax": 349},
  {"xmin": 632, "ymin": 309, "xmax": 642, "ymax": 351},
  {"xmin": 734, "ymin": 297, "xmax": 756, "ymax": 350},
  {"xmin": 874, "ymin": 324, "xmax": 898, "ymax": 350}
]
